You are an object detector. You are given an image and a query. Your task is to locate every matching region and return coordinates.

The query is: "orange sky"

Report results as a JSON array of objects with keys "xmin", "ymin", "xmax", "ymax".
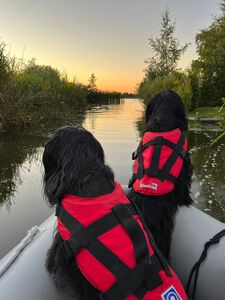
[{"xmin": 0, "ymin": 0, "xmax": 220, "ymax": 93}]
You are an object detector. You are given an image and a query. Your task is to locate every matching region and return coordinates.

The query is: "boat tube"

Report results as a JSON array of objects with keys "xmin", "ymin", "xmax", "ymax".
[{"xmin": 0, "ymin": 187, "xmax": 225, "ymax": 300}]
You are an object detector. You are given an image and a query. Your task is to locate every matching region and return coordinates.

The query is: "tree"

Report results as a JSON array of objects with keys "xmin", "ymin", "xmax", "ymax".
[
  {"xmin": 138, "ymin": 9, "xmax": 191, "ymax": 110},
  {"xmin": 189, "ymin": 1, "xmax": 225, "ymax": 106},
  {"xmin": 145, "ymin": 9, "xmax": 190, "ymax": 78},
  {"xmin": 137, "ymin": 71, "xmax": 192, "ymax": 110},
  {"xmin": 87, "ymin": 73, "xmax": 97, "ymax": 92}
]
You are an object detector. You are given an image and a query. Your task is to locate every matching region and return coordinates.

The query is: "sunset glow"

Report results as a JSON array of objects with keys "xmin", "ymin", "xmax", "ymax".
[{"xmin": 0, "ymin": 0, "xmax": 220, "ymax": 92}]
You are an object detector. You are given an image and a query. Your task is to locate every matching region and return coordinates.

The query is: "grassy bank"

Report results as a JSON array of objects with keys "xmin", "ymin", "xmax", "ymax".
[
  {"xmin": 188, "ymin": 106, "xmax": 225, "ymax": 119},
  {"xmin": 188, "ymin": 106, "xmax": 225, "ymax": 132}
]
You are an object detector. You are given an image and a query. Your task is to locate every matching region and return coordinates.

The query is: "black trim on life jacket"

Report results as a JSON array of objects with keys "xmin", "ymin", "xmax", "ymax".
[
  {"xmin": 56, "ymin": 202, "xmax": 170, "ymax": 299},
  {"xmin": 128, "ymin": 198, "xmax": 172, "ymax": 278},
  {"xmin": 56, "ymin": 203, "xmax": 131, "ymax": 279},
  {"xmin": 129, "ymin": 132, "xmax": 187, "ymax": 188},
  {"xmin": 101, "ymin": 255, "xmax": 163, "ymax": 300},
  {"xmin": 56, "ymin": 203, "xmax": 136, "ymax": 256}
]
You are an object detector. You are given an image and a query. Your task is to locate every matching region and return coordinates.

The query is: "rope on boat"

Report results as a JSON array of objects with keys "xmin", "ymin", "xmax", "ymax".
[
  {"xmin": 0, "ymin": 226, "xmax": 40, "ymax": 277},
  {"xmin": 186, "ymin": 229, "xmax": 225, "ymax": 300}
]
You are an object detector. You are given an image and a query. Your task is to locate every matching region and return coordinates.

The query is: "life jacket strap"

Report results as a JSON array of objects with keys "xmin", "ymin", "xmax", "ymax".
[
  {"xmin": 149, "ymin": 136, "xmax": 163, "ymax": 178},
  {"xmin": 132, "ymin": 136, "xmax": 166, "ymax": 160},
  {"xmin": 158, "ymin": 134, "xmax": 185, "ymax": 182},
  {"xmin": 57, "ymin": 202, "xmax": 166, "ymax": 299},
  {"xmin": 129, "ymin": 198, "xmax": 172, "ymax": 278},
  {"xmin": 56, "ymin": 203, "xmax": 136, "ymax": 256},
  {"xmin": 112, "ymin": 203, "xmax": 149, "ymax": 263},
  {"xmin": 143, "ymin": 169, "xmax": 177, "ymax": 183},
  {"xmin": 130, "ymin": 133, "xmax": 186, "ymax": 186},
  {"xmin": 100, "ymin": 255, "xmax": 163, "ymax": 300},
  {"xmin": 57, "ymin": 203, "xmax": 131, "ymax": 279},
  {"xmin": 132, "ymin": 135, "xmax": 187, "ymax": 161}
]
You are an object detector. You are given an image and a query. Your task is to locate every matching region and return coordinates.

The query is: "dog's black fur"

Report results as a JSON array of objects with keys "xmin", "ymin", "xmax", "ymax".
[
  {"xmin": 128, "ymin": 90, "xmax": 193, "ymax": 260},
  {"xmin": 43, "ymin": 126, "xmax": 115, "ymax": 299}
]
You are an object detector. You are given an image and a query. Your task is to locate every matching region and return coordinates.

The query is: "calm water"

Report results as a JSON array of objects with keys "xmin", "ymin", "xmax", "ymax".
[{"xmin": 0, "ymin": 98, "xmax": 225, "ymax": 259}]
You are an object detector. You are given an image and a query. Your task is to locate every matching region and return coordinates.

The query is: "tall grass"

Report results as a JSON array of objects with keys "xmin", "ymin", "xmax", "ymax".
[{"xmin": 0, "ymin": 41, "xmax": 121, "ymax": 130}]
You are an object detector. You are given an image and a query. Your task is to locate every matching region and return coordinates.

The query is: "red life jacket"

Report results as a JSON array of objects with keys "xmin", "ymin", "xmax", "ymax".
[
  {"xmin": 130, "ymin": 128, "xmax": 187, "ymax": 196},
  {"xmin": 56, "ymin": 181, "xmax": 187, "ymax": 300}
]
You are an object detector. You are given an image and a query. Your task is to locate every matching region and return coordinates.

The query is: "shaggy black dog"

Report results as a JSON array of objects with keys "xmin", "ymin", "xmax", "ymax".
[
  {"xmin": 43, "ymin": 126, "xmax": 115, "ymax": 299},
  {"xmin": 128, "ymin": 90, "xmax": 193, "ymax": 260}
]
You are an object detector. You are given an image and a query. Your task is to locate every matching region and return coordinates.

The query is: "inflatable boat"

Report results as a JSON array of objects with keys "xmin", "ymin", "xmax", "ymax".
[{"xmin": 0, "ymin": 187, "xmax": 225, "ymax": 300}]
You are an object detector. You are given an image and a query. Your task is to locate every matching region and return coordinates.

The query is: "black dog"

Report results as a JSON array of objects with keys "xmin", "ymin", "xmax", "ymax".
[
  {"xmin": 43, "ymin": 125, "xmax": 189, "ymax": 300},
  {"xmin": 128, "ymin": 91, "xmax": 193, "ymax": 260},
  {"xmin": 43, "ymin": 126, "xmax": 115, "ymax": 299}
]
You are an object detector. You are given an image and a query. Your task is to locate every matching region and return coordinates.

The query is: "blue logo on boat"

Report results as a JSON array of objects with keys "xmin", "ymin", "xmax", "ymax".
[{"xmin": 161, "ymin": 286, "xmax": 181, "ymax": 300}]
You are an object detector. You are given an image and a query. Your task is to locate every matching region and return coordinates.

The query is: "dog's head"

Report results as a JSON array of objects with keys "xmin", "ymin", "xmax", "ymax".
[
  {"xmin": 145, "ymin": 90, "xmax": 187, "ymax": 132},
  {"xmin": 42, "ymin": 126, "xmax": 114, "ymax": 205}
]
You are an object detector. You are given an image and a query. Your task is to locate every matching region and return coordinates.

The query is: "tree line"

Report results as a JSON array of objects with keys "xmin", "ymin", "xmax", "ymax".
[
  {"xmin": 138, "ymin": 0, "xmax": 225, "ymax": 111},
  {"xmin": 0, "ymin": 47, "xmax": 122, "ymax": 130}
]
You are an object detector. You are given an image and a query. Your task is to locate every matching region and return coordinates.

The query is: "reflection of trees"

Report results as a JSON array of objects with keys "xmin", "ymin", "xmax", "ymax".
[
  {"xmin": 0, "ymin": 112, "xmax": 86, "ymax": 209},
  {"xmin": 89, "ymin": 98, "xmax": 122, "ymax": 107},
  {"xmin": 0, "ymin": 129, "xmax": 45, "ymax": 208}
]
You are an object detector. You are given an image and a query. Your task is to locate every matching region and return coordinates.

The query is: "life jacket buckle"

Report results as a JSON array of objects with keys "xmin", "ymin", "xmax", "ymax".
[{"xmin": 132, "ymin": 150, "xmax": 138, "ymax": 160}]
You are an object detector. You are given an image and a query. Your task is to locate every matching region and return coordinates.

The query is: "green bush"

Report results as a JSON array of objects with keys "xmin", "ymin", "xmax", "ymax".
[
  {"xmin": 18, "ymin": 62, "xmax": 61, "ymax": 94},
  {"xmin": 137, "ymin": 72, "xmax": 192, "ymax": 111},
  {"xmin": 0, "ymin": 54, "xmax": 88, "ymax": 128},
  {"xmin": 59, "ymin": 79, "xmax": 87, "ymax": 108}
]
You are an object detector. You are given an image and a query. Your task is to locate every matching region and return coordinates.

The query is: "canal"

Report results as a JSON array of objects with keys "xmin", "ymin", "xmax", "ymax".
[{"xmin": 0, "ymin": 98, "xmax": 224, "ymax": 258}]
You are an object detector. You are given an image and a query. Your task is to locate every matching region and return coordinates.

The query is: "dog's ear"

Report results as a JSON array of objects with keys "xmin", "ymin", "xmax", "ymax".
[
  {"xmin": 166, "ymin": 90, "xmax": 188, "ymax": 131},
  {"xmin": 145, "ymin": 95, "xmax": 159, "ymax": 125},
  {"xmin": 42, "ymin": 131, "xmax": 64, "ymax": 205},
  {"xmin": 42, "ymin": 126, "xmax": 105, "ymax": 205}
]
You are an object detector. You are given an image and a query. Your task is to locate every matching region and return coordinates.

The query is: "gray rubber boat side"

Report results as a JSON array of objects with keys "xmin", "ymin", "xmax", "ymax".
[{"xmin": 0, "ymin": 194, "xmax": 225, "ymax": 299}]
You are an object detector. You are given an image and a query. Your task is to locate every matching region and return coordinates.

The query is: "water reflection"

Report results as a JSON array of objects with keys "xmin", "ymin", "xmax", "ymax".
[
  {"xmin": 188, "ymin": 129, "xmax": 225, "ymax": 222},
  {"xmin": 0, "ymin": 130, "xmax": 46, "ymax": 209},
  {"xmin": 83, "ymin": 99, "xmax": 144, "ymax": 184},
  {"xmin": 0, "ymin": 113, "xmax": 86, "ymax": 258}
]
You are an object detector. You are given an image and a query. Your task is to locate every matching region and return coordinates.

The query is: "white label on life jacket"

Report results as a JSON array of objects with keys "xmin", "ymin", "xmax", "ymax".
[
  {"xmin": 161, "ymin": 286, "xmax": 181, "ymax": 300},
  {"xmin": 140, "ymin": 183, "xmax": 158, "ymax": 190}
]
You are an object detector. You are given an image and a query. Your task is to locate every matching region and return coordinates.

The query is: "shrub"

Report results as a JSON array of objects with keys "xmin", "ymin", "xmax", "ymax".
[{"xmin": 137, "ymin": 72, "xmax": 192, "ymax": 111}]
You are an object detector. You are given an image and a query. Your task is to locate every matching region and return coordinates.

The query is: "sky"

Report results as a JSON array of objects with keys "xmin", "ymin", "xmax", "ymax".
[{"xmin": 0, "ymin": 0, "xmax": 221, "ymax": 92}]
